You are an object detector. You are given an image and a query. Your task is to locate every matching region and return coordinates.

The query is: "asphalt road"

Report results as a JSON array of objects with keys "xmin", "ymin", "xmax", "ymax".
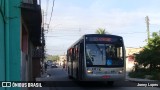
[{"xmin": 32, "ymin": 66, "xmax": 159, "ymax": 90}]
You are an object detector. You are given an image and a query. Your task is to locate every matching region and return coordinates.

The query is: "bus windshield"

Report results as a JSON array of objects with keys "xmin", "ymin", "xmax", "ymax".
[{"xmin": 85, "ymin": 43, "xmax": 124, "ymax": 67}]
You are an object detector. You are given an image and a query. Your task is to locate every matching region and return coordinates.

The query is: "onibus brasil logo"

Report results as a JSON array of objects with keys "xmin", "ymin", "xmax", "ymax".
[{"xmin": 1, "ymin": 82, "xmax": 42, "ymax": 87}]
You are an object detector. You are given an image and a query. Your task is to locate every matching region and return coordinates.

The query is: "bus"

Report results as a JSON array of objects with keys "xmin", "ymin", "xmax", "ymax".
[{"xmin": 67, "ymin": 34, "xmax": 126, "ymax": 85}]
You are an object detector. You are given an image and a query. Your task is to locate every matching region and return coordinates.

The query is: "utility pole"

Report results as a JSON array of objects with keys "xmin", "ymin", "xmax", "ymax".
[
  {"xmin": 145, "ymin": 18, "xmax": 152, "ymax": 75},
  {"xmin": 41, "ymin": 10, "xmax": 45, "ymax": 74},
  {"xmin": 42, "ymin": 10, "xmax": 45, "ymax": 28},
  {"xmin": 145, "ymin": 16, "xmax": 150, "ymax": 43}
]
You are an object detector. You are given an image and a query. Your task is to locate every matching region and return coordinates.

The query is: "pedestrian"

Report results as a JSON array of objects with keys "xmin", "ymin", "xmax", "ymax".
[
  {"xmin": 44, "ymin": 62, "xmax": 47, "ymax": 73},
  {"xmin": 62, "ymin": 60, "xmax": 66, "ymax": 70}
]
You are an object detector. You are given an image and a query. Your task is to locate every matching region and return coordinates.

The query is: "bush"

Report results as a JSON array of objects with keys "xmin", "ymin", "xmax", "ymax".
[
  {"xmin": 150, "ymin": 72, "xmax": 160, "ymax": 80},
  {"xmin": 158, "ymin": 73, "xmax": 160, "ymax": 80},
  {"xmin": 129, "ymin": 68, "xmax": 160, "ymax": 80},
  {"xmin": 129, "ymin": 71, "xmax": 145, "ymax": 79}
]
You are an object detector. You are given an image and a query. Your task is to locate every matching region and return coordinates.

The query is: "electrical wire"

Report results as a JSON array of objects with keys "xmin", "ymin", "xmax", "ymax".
[
  {"xmin": 45, "ymin": 32, "xmax": 148, "ymax": 36},
  {"xmin": 45, "ymin": 0, "xmax": 49, "ymax": 24},
  {"xmin": 48, "ymin": 0, "xmax": 55, "ymax": 31}
]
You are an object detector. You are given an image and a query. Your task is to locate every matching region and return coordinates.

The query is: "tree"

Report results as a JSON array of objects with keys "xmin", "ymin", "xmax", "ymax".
[
  {"xmin": 135, "ymin": 32, "xmax": 160, "ymax": 72},
  {"xmin": 52, "ymin": 55, "xmax": 59, "ymax": 62},
  {"xmin": 96, "ymin": 28, "xmax": 109, "ymax": 34},
  {"xmin": 45, "ymin": 55, "xmax": 59, "ymax": 62}
]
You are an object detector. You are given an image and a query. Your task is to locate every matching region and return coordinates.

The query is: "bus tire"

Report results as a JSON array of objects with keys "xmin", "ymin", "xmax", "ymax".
[{"xmin": 107, "ymin": 81, "xmax": 114, "ymax": 86}]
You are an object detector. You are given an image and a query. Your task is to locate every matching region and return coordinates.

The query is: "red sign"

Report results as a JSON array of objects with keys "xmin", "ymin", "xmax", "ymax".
[
  {"xmin": 95, "ymin": 37, "xmax": 112, "ymax": 41},
  {"xmin": 102, "ymin": 75, "xmax": 110, "ymax": 79},
  {"xmin": 128, "ymin": 55, "xmax": 134, "ymax": 61}
]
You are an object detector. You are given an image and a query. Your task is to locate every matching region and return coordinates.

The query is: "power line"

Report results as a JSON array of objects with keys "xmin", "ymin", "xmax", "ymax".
[
  {"xmin": 45, "ymin": 0, "xmax": 49, "ymax": 24},
  {"xmin": 45, "ymin": 30, "xmax": 160, "ymax": 37},
  {"xmin": 45, "ymin": 32, "xmax": 147, "ymax": 35},
  {"xmin": 48, "ymin": 0, "xmax": 55, "ymax": 31}
]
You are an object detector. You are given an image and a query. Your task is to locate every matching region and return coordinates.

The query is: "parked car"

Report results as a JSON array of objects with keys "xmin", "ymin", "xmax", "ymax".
[
  {"xmin": 47, "ymin": 60, "xmax": 53, "ymax": 66},
  {"xmin": 51, "ymin": 64, "xmax": 58, "ymax": 68}
]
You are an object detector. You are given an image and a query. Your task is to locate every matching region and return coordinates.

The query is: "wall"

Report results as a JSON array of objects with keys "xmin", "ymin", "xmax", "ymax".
[
  {"xmin": 59, "ymin": 55, "xmax": 67, "ymax": 66},
  {"xmin": 32, "ymin": 59, "xmax": 41, "ymax": 80},
  {"xmin": 21, "ymin": 22, "xmax": 29, "ymax": 81},
  {"xmin": 126, "ymin": 47, "xmax": 143, "ymax": 72},
  {"xmin": 0, "ymin": 0, "xmax": 21, "ymax": 90},
  {"xmin": 0, "ymin": 0, "xmax": 5, "ymax": 82},
  {"xmin": 7, "ymin": 0, "xmax": 21, "ymax": 81},
  {"xmin": 28, "ymin": 41, "xmax": 34, "ymax": 81}
]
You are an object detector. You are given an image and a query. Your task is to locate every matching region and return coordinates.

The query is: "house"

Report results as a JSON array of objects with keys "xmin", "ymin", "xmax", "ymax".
[
  {"xmin": 21, "ymin": 0, "xmax": 44, "ymax": 81},
  {"xmin": 59, "ymin": 55, "xmax": 67, "ymax": 66}
]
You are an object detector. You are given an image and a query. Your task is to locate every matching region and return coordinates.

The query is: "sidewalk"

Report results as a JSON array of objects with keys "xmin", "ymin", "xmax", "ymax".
[
  {"xmin": 126, "ymin": 75, "xmax": 157, "ymax": 82},
  {"xmin": 36, "ymin": 72, "xmax": 52, "ymax": 81},
  {"xmin": 125, "ymin": 72, "xmax": 158, "ymax": 82},
  {"xmin": 30, "ymin": 68, "xmax": 56, "ymax": 90}
]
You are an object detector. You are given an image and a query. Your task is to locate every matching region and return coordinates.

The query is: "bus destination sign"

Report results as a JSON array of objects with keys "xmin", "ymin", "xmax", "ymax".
[{"xmin": 86, "ymin": 37, "xmax": 119, "ymax": 42}]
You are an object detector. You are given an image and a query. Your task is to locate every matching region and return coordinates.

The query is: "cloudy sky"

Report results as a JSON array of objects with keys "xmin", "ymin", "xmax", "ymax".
[{"xmin": 41, "ymin": 0, "xmax": 160, "ymax": 55}]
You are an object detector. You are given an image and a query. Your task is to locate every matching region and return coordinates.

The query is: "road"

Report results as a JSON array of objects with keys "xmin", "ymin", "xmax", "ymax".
[{"xmin": 32, "ymin": 66, "xmax": 159, "ymax": 90}]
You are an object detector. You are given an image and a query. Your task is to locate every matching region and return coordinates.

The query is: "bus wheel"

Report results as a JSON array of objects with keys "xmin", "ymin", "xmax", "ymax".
[{"xmin": 107, "ymin": 81, "xmax": 114, "ymax": 86}]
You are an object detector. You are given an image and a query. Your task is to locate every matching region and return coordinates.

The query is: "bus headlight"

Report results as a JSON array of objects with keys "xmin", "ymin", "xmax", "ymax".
[
  {"xmin": 87, "ymin": 70, "xmax": 93, "ymax": 74},
  {"xmin": 118, "ymin": 70, "xmax": 123, "ymax": 74}
]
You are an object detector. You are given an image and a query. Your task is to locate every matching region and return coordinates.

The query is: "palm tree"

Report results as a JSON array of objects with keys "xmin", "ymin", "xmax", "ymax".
[{"xmin": 96, "ymin": 28, "xmax": 109, "ymax": 34}]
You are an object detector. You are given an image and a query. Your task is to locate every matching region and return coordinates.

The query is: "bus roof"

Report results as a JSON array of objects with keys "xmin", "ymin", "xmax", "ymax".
[
  {"xmin": 67, "ymin": 34, "xmax": 123, "ymax": 50},
  {"xmin": 84, "ymin": 34, "xmax": 122, "ymax": 38}
]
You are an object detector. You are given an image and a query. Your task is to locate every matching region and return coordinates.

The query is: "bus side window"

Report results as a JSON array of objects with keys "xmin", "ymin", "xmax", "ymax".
[
  {"xmin": 75, "ymin": 45, "xmax": 78, "ymax": 61},
  {"xmin": 80, "ymin": 43, "xmax": 84, "ymax": 56},
  {"xmin": 68, "ymin": 53, "xmax": 71, "ymax": 62},
  {"xmin": 73, "ymin": 47, "xmax": 76, "ymax": 61},
  {"xmin": 71, "ymin": 48, "xmax": 74, "ymax": 61},
  {"xmin": 74, "ymin": 47, "xmax": 76, "ymax": 60},
  {"xmin": 80, "ymin": 42, "xmax": 84, "ymax": 64},
  {"xmin": 67, "ymin": 51, "xmax": 69, "ymax": 62},
  {"xmin": 116, "ymin": 46, "xmax": 122, "ymax": 59}
]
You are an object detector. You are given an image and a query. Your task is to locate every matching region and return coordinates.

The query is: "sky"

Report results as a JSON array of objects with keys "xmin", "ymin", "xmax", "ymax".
[{"xmin": 41, "ymin": 0, "xmax": 160, "ymax": 55}]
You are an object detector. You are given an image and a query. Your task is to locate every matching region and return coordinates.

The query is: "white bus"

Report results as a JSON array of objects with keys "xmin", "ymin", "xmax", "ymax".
[{"xmin": 67, "ymin": 34, "xmax": 126, "ymax": 85}]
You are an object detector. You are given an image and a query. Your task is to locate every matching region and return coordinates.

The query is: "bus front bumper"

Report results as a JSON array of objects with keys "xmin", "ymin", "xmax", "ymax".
[{"xmin": 84, "ymin": 74, "xmax": 125, "ymax": 81}]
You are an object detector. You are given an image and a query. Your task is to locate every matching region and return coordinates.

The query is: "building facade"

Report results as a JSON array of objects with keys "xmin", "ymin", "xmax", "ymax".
[
  {"xmin": 0, "ymin": 0, "xmax": 43, "ymax": 90},
  {"xmin": 0, "ymin": 1, "xmax": 21, "ymax": 90},
  {"xmin": 59, "ymin": 55, "xmax": 67, "ymax": 66},
  {"xmin": 21, "ymin": 0, "xmax": 43, "ymax": 81},
  {"xmin": 126, "ymin": 47, "xmax": 143, "ymax": 72}
]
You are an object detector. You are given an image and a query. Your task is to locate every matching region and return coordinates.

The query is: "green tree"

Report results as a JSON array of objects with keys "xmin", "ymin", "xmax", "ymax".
[
  {"xmin": 52, "ymin": 55, "xmax": 59, "ymax": 62},
  {"xmin": 45, "ymin": 55, "xmax": 59, "ymax": 62},
  {"xmin": 135, "ymin": 32, "xmax": 160, "ymax": 72},
  {"xmin": 96, "ymin": 28, "xmax": 109, "ymax": 34}
]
